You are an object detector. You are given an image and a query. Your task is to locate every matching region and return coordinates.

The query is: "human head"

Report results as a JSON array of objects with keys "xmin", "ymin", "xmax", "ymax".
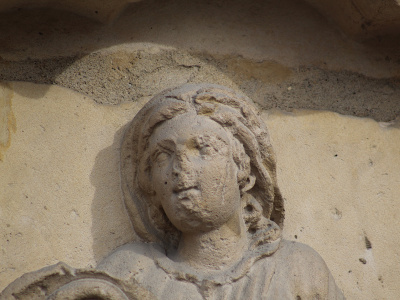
[{"xmin": 121, "ymin": 84, "xmax": 284, "ymax": 248}]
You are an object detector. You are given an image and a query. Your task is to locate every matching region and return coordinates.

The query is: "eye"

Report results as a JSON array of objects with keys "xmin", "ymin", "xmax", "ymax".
[
  {"xmin": 152, "ymin": 149, "xmax": 171, "ymax": 164},
  {"xmin": 155, "ymin": 151, "xmax": 170, "ymax": 163}
]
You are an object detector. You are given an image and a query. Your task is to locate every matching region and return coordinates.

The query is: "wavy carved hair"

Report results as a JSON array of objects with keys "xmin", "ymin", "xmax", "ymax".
[{"xmin": 121, "ymin": 84, "xmax": 284, "ymax": 249}]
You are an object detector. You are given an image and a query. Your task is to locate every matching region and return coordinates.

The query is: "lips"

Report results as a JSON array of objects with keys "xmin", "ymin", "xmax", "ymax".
[
  {"xmin": 173, "ymin": 186, "xmax": 200, "ymax": 200},
  {"xmin": 173, "ymin": 185, "xmax": 198, "ymax": 192}
]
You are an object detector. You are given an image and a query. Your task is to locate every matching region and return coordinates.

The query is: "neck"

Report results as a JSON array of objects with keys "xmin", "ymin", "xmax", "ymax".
[{"xmin": 171, "ymin": 210, "xmax": 248, "ymax": 271}]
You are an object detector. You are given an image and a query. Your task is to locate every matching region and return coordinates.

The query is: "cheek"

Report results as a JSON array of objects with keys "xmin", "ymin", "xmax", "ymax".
[
  {"xmin": 199, "ymin": 160, "xmax": 224, "ymax": 189},
  {"xmin": 152, "ymin": 165, "xmax": 172, "ymax": 197},
  {"xmin": 201, "ymin": 157, "xmax": 239, "ymax": 198},
  {"xmin": 217, "ymin": 156, "xmax": 238, "ymax": 184}
]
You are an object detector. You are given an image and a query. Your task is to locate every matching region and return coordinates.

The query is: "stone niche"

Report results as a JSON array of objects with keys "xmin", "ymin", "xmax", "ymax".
[{"xmin": 0, "ymin": 0, "xmax": 399, "ymax": 299}]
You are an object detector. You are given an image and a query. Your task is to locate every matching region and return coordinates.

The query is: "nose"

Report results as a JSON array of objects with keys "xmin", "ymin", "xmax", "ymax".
[
  {"xmin": 172, "ymin": 150, "xmax": 192, "ymax": 175},
  {"xmin": 172, "ymin": 149, "xmax": 195, "ymax": 187}
]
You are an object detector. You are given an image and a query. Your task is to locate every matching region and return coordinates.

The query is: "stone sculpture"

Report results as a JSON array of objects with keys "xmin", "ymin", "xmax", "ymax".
[{"xmin": 1, "ymin": 84, "xmax": 345, "ymax": 299}]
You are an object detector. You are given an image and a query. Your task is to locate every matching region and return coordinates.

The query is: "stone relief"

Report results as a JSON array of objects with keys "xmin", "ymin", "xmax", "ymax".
[{"xmin": 1, "ymin": 84, "xmax": 345, "ymax": 299}]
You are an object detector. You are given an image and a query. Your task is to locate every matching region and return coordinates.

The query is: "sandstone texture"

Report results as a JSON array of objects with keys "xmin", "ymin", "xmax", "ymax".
[
  {"xmin": 0, "ymin": 0, "xmax": 399, "ymax": 121},
  {"xmin": 0, "ymin": 0, "xmax": 141, "ymax": 23},
  {"xmin": 0, "ymin": 82, "xmax": 139, "ymax": 288},
  {"xmin": 1, "ymin": 82, "xmax": 399, "ymax": 299},
  {"xmin": 0, "ymin": 0, "xmax": 399, "ymax": 298},
  {"xmin": 304, "ymin": 0, "xmax": 400, "ymax": 40},
  {"xmin": 264, "ymin": 110, "xmax": 400, "ymax": 300},
  {"xmin": 1, "ymin": 0, "xmax": 399, "ymax": 39}
]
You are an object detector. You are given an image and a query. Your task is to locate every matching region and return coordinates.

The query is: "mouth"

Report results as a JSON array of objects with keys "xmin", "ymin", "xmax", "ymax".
[
  {"xmin": 173, "ymin": 185, "xmax": 199, "ymax": 193},
  {"xmin": 173, "ymin": 186, "xmax": 200, "ymax": 200}
]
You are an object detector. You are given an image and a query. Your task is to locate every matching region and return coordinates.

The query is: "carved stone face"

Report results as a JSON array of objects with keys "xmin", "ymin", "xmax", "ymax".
[{"xmin": 148, "ymin": 112, "xmax": 241, "ymax": 233}]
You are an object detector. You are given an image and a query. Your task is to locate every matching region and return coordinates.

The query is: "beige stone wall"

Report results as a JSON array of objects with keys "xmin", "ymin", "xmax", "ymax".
[
  {"xmin": 0, "ymin": 82, "xmax": 138, "ymax": 280},
  {"xmin": 0, "ymin": 0, "xmax": 399, "ymax": 298},
  {"xmin": 1, "ymin": 0, "xmax": 399, "ymax": 121},
  {"xmin": 265, "ymin": 110, "xmax": 400, "ymax": 300},
  {"xmin": 0, "ymin": 0, "xmax": 141, "ymax": 23},
  {"xmin": 1, "ymin": 82, "xmax": 399, "ymax": 299}
]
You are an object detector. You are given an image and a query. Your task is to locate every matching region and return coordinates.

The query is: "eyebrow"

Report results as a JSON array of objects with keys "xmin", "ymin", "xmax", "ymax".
[{"xmin": 157, "ymin": 139, "xmax": 175, "ymax": 149}]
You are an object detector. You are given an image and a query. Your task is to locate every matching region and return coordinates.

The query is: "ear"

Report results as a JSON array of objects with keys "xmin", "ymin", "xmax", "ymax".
[{"xmin": 241, "ymin": 173, "xmax": 256, "ymax": 193}]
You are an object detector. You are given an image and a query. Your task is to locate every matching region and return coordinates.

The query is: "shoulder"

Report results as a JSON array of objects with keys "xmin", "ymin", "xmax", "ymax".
[
  {"xmin": 97, "ymin": 242, "xmax": 159, "ymax": 280},
  {"xmin": 271, "ymin": 240, "xmax": 345, "ymax": 299},
  {"xmin": 277, "ymin": 240, "xmax": 328, "ymax": 269}
]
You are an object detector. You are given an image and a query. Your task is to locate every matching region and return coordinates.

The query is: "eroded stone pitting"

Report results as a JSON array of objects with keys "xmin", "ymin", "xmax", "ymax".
[
  {"xmin": 1, "ymin": 82, "xmax": 399, "ymax": 299},
  {"xmin": 0, "ymin": 82, "xmax": 16, "ymax": 161},
  {"xmin": 1, "ymin": 0, "xmax": 400, "ymax": 39},
  {"xmin": 0, "ymin": 0, "xmax": 399, "ymax": 298},
  {"xmin": 0, "ymin": 49, "xmax": 399, "ymax": 122}
]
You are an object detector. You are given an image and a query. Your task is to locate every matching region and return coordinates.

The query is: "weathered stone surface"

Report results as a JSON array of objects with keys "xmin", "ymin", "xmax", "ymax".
[
  {"xmin": 304, "ymin": 0, "xmax": 400, "ymax": 40},
  {"xmin": 1, "ymin": 0, "xmax": 399, "ymax": 38},
  {"xmin": 1, "ymin": 0, "xmax": 399, "ymax": 75},
  {"xmin": 0, "ymin": 0, "xmax": 398, "ymax": 298},
  {"xmin": 1, "ymin": 82, "xmax": 399, "ymax": 299},
  {"xmin": 1, "ymin": 49, "xmax": 399, "ymax": 122},
  {"xmin": 0, "ymin": 0, "xmax": 141, "ymax": 23},
  {"xmin": 1, "ymin": 1, "xmax": 398, "ymax": 123},
  {"xmin": 1, "ymin": 83, "xmax": 344, "ymax": 299},
  {"xmin": 92, "ymin": 84, "xmax": 343, "ymax": 299},
  {"xmin": 0, "ymin": 262, "xmax": 155, "ymax": 300},
  {"xmin": 0, "ymin": 81, "xmax": 139, "ymax": 289},
  {"xmin": 264, "ymin": 109, "xmax": 400, "ymax": 300}
]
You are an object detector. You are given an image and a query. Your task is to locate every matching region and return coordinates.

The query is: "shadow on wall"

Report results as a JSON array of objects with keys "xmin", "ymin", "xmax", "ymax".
[
  {"xmin": 89, "ymin": 123, "xmax": 136, "ymax": 263},
  {"xmin": 0, "ymin": 0, "xmax": 399, "ymax": 121}
]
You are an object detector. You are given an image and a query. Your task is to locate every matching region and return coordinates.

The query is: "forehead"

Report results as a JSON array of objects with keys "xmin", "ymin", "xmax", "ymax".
[{"xmin": 148, "ymin": 112, "xmax": 231, "ymax": 146}]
